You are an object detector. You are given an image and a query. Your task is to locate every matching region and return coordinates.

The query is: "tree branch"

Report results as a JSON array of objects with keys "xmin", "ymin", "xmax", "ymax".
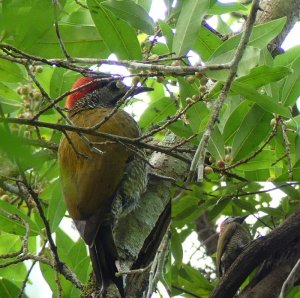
[
  {"xmin": 187, "ymin": 0, "xmax": 261, "ymax": 182},
  {"xmin": 209, "ymin": 207, "xmax": 300, "ymax": 298}
]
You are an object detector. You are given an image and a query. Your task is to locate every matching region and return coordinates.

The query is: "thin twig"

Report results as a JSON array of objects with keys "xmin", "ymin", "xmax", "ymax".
[
  {"xmin": 18, "ymin": 242, "xmax": 47, "ymax": 298},
  {"xmin": 138, "ymin": 98, "xmax": 202, "ymax": 141},
  {"xmin": 0, "ymin": 43, "xmax": 231, "ymax": 74},
  {"xmin": 0, "ymin": 117, "xmax": 191, "ymax": 163},
  {"xmin": 187, "ymin": 0, "xmax": 260, "ymax": 182},
  {"xmin": 74, "ymin": 0, "xmax": 88, "ymax": 9},
  {"xmin": 146, "ymin": 225, "xmax": 170, "ymax": 298},
  {"xmin": 280, "ymin": 119, "xmax": 293, "ymax": 180},
  {"xmin": 52, "ymin": 0, "xmax": 71, "ymax": 60},
  {"xmin": 31, "ymin": 77, "xmax": 112, "ymax": 119},
  {"xmin": 225, "ymin": 125, "xmax": 277, "ymax": 170},
  {"xmin": 116, "ymin": 262, "xmax": 153, "ymax": 277}
]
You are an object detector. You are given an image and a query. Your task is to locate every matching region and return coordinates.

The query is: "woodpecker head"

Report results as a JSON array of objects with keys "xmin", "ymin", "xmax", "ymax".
[
  {"xmin": 219, "ymin": 215, "xmax": 248, "ymax": 235},
  {"xmin": 66, "ymin": 76, "xmax": 153, "ymax": 110}
]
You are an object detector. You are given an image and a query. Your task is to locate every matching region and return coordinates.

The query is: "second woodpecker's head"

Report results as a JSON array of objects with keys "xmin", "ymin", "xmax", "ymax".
[
  {"xmin": 66, "ymin": 76, "xmax": 153, "ymax": 110},
  {"xmin": 220, "ymin": 215, "xmax": 248, "ymax": 235}
]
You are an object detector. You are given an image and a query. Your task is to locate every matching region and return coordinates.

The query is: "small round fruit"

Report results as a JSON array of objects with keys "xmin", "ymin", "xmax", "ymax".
[
  {"xmin": 29, "ymin": 65, "xmax": 36, "ymax": 72},
  {"xmin": 199, "ymin": 86, "xmax": 206, "ymax": 93},
  {"xmin": 149, "ymin": 54, "xmax": 159, "ymax": 61},
  {"xmin": 270, "ymin": 118, "xmax": 276, "ymax": 127},
  {"xmin": 185, "ymin": 97, "xmax": 193, "ymax": 104},
  {"xmin": 192, "ymin": 94, "xmax": 200, "ymax": 101},
  {"xmin": 171, "ymin": 60, "xmax": 181, "ymax": 66},
  {"xmin": 217, "ymin": 160, "xmax": 225, "ymax": 169},
  {"xmin": 200, "ymin": 77, "xmax": 208, "ymax": 85},
  {"xmin": 209, "ymin": 156, "xmax": 215, "ymax": 164},
  {"xmin": 195, "ymin": 71, "xmax": 203, "ymax": 78},
  {"xmin": 225, "ymin": 146, "xmax": 232, "ymax": 154},
  {"xmin": 225, "ymin": 154, "xmax": 232, "ymax": 163},
  {"xmin": 186, "ymin": 75, "xmax": 196, "ymax": 84},
  {"xmin": 1, "ymin": 194, "xmax": 9, "ymax": 201},
  {"xmin": 156, "ymin": 76, "xmax": 165, "ymax": 83},
  {"xmin": 132, "ymin": 76, "xmax": 140, "ymax": 84},
  {"xmin": 116, "ymin": 81, "xmax": 125, "ymax": 89},
  {"xmin": 204, "ymin": 166, "xmax": 214, "ymax": 175},
  {"xmin": 36, "ymin": 66, "xmax": 43, "ymax": 73},
  {"xmin": 32, "ymin": 91, "xmax": 42, "ymax": 101}
]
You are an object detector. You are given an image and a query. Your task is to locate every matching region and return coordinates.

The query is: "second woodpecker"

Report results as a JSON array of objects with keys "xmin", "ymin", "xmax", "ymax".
[{"xmin": 216, "ymin": 215, "xmax": 250, "ymax": 277}]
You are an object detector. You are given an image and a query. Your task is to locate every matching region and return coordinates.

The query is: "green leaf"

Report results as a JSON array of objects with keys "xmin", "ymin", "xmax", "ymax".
[
  {"xmin": 223, "ymin": 100, "xmax": 253, "ymax": 144},
  {"xmin": 0, "ymin": 0, "xmax": 55, "ymax": 51},
  {"xmin": 158, "ymin": 20, "xmax": 174, "ymax": 51},
  {"xmin": 231, "ymin": 104, "xmax": 272, "ymax": 161},
  {"xmin": 193, "ymin": 25, "xmax": 222, "ymax": 61},
  {"xmin": 102, "ymin": 0, "xmax": 155, "ymax": 34},
  {"xmin": 56, "ymin": 229, "xmax": 90, "ymax": 283},
  {"xmin": 0, "ymin": 60, "xmax": 26, "ymax": 83},
  {"xmin": 40, "ymin": 248, "xmax": 81, "ymax": 297},
  {"xmin": 135, "ymin": 0, "xmax": 152, "ymax": 12},
  {"xmin": 68, "ymin": 241, "xmax": 90, "ymax": 283},
  {"xmin": 172, "ymin": 0, "xmax": 210, "ymax": 55},
  {"xmin": 0, "ymin": 237, "xmax": 27, "ymax": 279},
  {"xmin": 274, "ymin": 45, "xmax": 300, "ymax": 67},
  {"xmin": 171, "ymin": 229, "xmax": 183, "ymax": 266},
  {"xmin": 0, "ymin": 127, "xmax": 46, "ymax": 170},
  {"xmin": 0, "ymin": 83, "xmax": 21, "ymax": 113},
  {"xmin": 168, "ymin": 120, "xmax": 194, "ymax": 139},
  {"xmin": 286, "ymin": 285, "xmax": 300, "ymax": 298},
  {"xmin": 279, "ymin": 56, "xmax": 300, "ymax": 106},
  {"xmin": 210, "ymin": 17, "xmax": 286, "ymax": 59},
  {"xmin": 178, "ymin": 79, "xmax": 210, "ymax": 133},
  {"xmin": 234, "ymin": 150, "xmax": 277, "ymax": 171},
  {"xmin": 174, "ymin": 264, "xmax": 213, "ymax": 296},
  {"xmin": 45, "ymin": 180, "xmax": 66, "ymax": 232},
  {"xmin": 185, "ymin": 101, "xmax": 210, "ymax": 133},
  {"xmin": 207, "ymin": 46, "xmax": 261, "ymax": 81},
  {"xmin": 0, "ymin": 234, "xmax": 21, "ymax": 255},
  {"xmin": 27, "ymin": 24, "xmax": 109, "ymax": 59},
  {"xmin": 236, "ymin": 65, "xmax": 292, "ymax": 88},
  {"xmin": 0, "ymin": 279, "xmax": 27, "ymax": 298},
  {"xmin": 231, "ymin": 82, "xmax": 291, "ymax": 118},
  {"xmin": 208, "ymin": 2, "xmax": 247, "ymax": 15},
  {"xmin": 172, "ymin": 195, "xmax": 203, "ymax": 227},
  {"xmin": 138, "ymin": 97, "xmax": 177, "ymax": 130},
  {"xmin": 56, "ymin": 228, "xmax": 75, "ymax": 256},
  {"xmin": 0, "ymin": 200, "xmax": 40, "ymax": 236},
  {"xmin": 87, "ymin": 0, "xmax": 142, "ymax": 59},
  {"xmin": 50, "ymin": 68, "xmax": 78, "ymax": 101},
  {"xmin": 208, "ymin": 126, "xmax": 225, "ymax": 161},
  {"xmin": 272, "ymin": 182, "xmax": 300, "ymax": 200},
  {"xmin": 208, "ymin": 197, "xmax": 231, "ymax": 220}
]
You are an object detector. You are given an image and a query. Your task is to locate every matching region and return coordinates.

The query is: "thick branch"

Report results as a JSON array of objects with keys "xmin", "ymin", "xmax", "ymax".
[
  {"xmin": 256, "ymin": 0, "xmax": 300, "ymax": 54},
  {"xmin": 209, "ymin": 207, "xmax": 300, "ymax": 298}
]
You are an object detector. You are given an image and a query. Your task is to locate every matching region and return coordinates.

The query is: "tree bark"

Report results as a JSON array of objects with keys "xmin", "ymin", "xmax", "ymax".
[
  {"xmin": 209, "ymin": 208, "xmax": 300, "ymax": 298},
  {"xmin": 256, "ymin": 0, "xmax": 300, "ymax": 54}
]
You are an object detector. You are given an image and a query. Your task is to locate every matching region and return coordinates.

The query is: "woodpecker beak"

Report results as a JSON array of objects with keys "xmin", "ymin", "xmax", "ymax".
[
  {"xmin": 131, "ymin": 86, "xmax": 154, "ymax": 96},
  {"xmin": 235, "ymin": 215, "xmax": 248, "ymax": 223}
]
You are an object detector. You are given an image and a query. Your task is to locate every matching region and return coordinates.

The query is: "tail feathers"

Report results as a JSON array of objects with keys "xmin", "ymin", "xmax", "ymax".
[{"xmin": 89, "ymin": 224, "xmax": 125, "ymax": 298}]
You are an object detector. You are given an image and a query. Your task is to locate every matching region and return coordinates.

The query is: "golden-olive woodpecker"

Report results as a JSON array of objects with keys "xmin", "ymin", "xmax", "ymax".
[
  {"xmin": 58, "ymin": 76, "xmax": 152, "ymax": 297},
  {"xmin": 216, "ymin": 215, "xmax": 250, "ymax": 277}
]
